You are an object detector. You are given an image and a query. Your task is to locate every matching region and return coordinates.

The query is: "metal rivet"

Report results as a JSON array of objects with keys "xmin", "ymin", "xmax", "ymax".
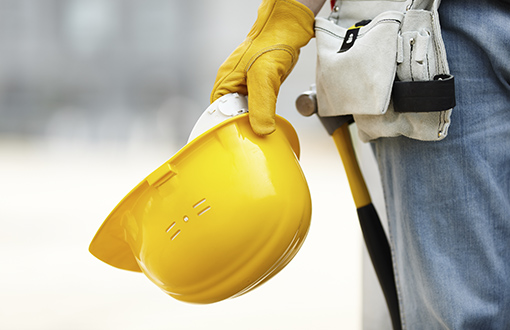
[
  {"xmin": 410, "ymin": 38, "xmax": 415, "ymax": 45},
  {"xmin": 333, "ymin": 6, "xmax": 339, "ymax": 12}
]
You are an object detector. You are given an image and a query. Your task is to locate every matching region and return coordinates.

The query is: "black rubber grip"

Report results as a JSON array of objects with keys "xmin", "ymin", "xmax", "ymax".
[{"xmin": 357, "ymin": 203, "xmax": 402, "ymax": 330}]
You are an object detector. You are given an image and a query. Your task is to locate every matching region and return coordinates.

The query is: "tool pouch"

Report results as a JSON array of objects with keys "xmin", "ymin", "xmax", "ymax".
[{"xmin": 315, "ymin": 0, "xmax": 455, "ymax": 142}]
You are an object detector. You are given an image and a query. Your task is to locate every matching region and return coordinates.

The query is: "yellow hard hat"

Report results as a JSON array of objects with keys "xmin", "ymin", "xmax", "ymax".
[{"xmin": 89, "ymin": 94, "xmax": 312, "ymax": 304}]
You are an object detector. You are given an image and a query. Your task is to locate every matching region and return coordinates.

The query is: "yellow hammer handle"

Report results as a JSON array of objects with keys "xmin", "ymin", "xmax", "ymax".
[{"xmin": 331, "ymin": 123, "xmax": 371, "ymax": 209}]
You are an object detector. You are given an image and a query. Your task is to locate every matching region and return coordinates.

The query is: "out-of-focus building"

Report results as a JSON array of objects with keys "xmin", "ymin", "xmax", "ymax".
[{"xmin": 0, "ymin": 0, "xmax": 246, "ymax": 143}]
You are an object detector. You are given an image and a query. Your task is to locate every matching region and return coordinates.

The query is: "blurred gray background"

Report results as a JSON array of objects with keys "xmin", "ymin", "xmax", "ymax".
[
  {"xmin": 0, "ymin": 1, "xmax": 390, "ymax": 329},
  {"xmin": 0, "ymin": 0, "xmax": 321, "ymax": 143},
  {"xmin": 0, "ymin": 0, "xmax": 253, "ymax": 142}
]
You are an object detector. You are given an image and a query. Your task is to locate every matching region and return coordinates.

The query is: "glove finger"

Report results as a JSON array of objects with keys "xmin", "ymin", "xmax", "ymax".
[
  {"xmin": 211, "ymin": 64, "xmax": 248, "ymax": 104},
  {"xmin": 210, "ymin": 43, "xmax": 250, "ymax": 103},
  {"xmin": 246, "ymin": 51, "xmax": 294, "ymax": 135}
]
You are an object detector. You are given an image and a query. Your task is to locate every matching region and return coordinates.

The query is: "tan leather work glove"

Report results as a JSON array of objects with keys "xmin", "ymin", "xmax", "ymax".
[{"xmin": 211, "ymin": 0, "xmax": 315, "ymax": 135}]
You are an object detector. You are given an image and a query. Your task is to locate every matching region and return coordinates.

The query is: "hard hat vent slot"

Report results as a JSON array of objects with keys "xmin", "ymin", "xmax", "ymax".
[
  {"xmin": 193, "ymin": 198, "xmax": 207, "ymax": 208},
  {"xmin": 166, "ymin": 222, "xmax": 181, "ymax": 241},
  {"xmin": 170, "ymin": 230, "xmax": 181, "ymax": 240},
  {"xmin": 193, "ymin": 198, "xmax": 211, "ymax": 216},
  {"xmin": 197, "ymin": 206, "xmax": 211, "ymax": 216},
  {"xmin": 166, "ymin": 222, "xmax": 176, "ymax": 233}
]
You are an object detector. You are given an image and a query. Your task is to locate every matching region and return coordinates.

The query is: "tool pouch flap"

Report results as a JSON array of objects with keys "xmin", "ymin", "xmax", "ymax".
[{"xmin": 316, "ymin": 11, "xmax": 404, "ymax": 117}]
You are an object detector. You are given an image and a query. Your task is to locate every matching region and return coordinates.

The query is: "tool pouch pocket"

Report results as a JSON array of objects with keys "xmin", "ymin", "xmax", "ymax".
[
  {"xmin": 393, "ymin": 9, "xmax": 455, "ymax": 113},
  {"xmin": 315, "ymin": 11, "xmax": 404, "ymax": 117},
  {"xmin": 315, "ymin": 1, "xmax": 455, "ymax": 142}
]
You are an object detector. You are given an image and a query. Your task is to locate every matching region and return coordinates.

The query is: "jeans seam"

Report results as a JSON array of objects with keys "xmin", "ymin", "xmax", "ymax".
[{"xmin": 375, "ymin": 142, "xmax": 407, "ymax": 329}]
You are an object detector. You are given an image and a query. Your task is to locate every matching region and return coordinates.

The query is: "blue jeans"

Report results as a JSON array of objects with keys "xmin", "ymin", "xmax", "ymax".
[{"xmin": 373, "ymin": 0, "xmax": 510, "ymax": 328}]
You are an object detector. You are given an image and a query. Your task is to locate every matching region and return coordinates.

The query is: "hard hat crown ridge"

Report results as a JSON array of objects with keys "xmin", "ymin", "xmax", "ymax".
[{"xmin": 89, "ymin": 94, "xmax": 312, "ymax": 303}]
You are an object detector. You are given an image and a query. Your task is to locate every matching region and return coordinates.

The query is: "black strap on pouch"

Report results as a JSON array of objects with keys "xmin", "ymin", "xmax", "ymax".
[{"xmin": 392, "ymin": 74, "xmax": 455, "ymax": 113}]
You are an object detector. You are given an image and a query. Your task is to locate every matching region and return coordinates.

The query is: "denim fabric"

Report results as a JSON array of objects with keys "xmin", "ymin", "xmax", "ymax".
[{"xmin": 373, "ymin": 0, "xmax": 510, "ymax": 328}]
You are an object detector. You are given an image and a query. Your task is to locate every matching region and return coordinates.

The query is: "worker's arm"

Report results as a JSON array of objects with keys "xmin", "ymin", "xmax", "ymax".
[
  {"xmin": 210, "ymin": 0, "xmax": 326, "ymax": 135},
  {"xmin": 298, "ymin": 0, "xmax": 326, "ymax": 15}
]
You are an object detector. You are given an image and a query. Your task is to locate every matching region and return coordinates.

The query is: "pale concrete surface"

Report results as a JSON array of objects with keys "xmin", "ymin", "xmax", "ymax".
[{"xmin": 0, "ymin": 129, "xmax": 363, "ymax": 330}]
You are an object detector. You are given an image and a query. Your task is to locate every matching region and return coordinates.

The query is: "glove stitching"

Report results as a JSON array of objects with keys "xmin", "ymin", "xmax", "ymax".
[{"xmin": 245, "ymin": 44, "xmax": 297, "ymax": 77}]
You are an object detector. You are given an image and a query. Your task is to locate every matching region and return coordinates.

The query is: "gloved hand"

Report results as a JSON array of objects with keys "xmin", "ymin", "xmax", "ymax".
[{"xmin": 211, "ymin": 0, "xmax": 315, "ymax": 135}]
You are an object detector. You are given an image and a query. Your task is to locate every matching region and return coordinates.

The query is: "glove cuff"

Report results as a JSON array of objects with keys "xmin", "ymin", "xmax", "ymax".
[{"xmin": 248, "ymin": 0, "xmax": 315, "ymax": 48}]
